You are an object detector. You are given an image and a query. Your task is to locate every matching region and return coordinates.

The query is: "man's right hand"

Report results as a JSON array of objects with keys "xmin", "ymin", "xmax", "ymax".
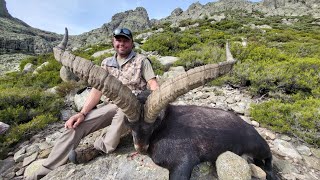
[{"xmin": 65, "ymin": 113, "xmax": 85, "ymax": 129}]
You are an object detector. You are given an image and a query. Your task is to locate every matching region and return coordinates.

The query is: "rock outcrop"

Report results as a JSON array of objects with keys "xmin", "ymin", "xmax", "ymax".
[
  {"xmin": 0, "ymin": 0, "xmax": 61, "ymax": 55},
  {"xmin": 0, "ymin": 17, "xmax": 61, "ymax": 54},
  {"xmin": 259, "ymin": 0, "xmax": 320, "ymax": 17},
  {"xmin": 160, "ymin": 0, "xmax": 320, "ymax": 25},
  {"xmin": 2, "ymin": 0, "xmax": 319, "ymax": 55},
  {"xmin": 70, "ymin": 7, "xmax": 151, "ymax": 49},
  {"xmin": 0, "ymin": 0, "xmax": 11, "ymax": 18}
]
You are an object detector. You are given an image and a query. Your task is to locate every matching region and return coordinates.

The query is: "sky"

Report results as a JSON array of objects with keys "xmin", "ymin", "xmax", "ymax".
[{"xmin": 6, "ymin": 0, "xmax": 261, "ymax": 35}]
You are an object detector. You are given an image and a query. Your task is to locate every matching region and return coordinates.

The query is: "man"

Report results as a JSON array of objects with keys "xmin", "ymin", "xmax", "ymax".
[{"xmin": 26, "ymin": 27, "xmax": 159, "ymax": 179}]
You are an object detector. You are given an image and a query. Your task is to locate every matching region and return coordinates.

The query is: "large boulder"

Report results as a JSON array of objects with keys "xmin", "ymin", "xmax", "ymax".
[
  {"xmin": 59, "ymin": 66, "xmax": 80, "ymax": 82},
  {"xmin": 71, "ymin": 7, "xmax": 152, "ymax": 48},
  {"xmin": 0, "ymin": 122, "xmax": 9, "ymax": 134},
  {"xmin": 0, "ymin": 0, "xmax": 11, "ymax": 18},
  {"xmin": 216, "ymin": 151, "xmax": 252, "ymax": 180}
]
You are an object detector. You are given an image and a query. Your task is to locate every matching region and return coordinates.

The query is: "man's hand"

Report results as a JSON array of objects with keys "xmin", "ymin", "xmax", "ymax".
[{"xmin": 65, "ymin": 113, "xmax": 85, "ymax": 129}]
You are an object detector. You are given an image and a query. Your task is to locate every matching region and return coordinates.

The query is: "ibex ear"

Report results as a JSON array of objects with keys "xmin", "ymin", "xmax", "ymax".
[{"xmin": 137, "ymin": 90, "xmax": 151, "ymax": 104}]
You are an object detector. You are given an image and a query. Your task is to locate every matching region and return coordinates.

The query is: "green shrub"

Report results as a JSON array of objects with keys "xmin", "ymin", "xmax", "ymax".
[
  {"xmin": 179, "ymin": 18, "xmax": 194, "ymax": 27},
  {"xmin": 0, "ymin": 87, "xmax": 63, "ymax": 125},
  {"xmin": 141, "ymin": 31, "xmax": 200, "ymax": 56},
  {"xmin": 174, "ymin": 44, "xmax": 225, "ymax": 70},
  {"xmin": 251, "ymin": 98, "xmax": 320, "ymax": 146},
  {"xmin": 148, "ymin": 56, "xmax": 165, "ymax": 75},
  {"xmin": 213, "ymin": 19, "xmax": 242, "ymax": 31},
  {"xmin": 0, "ymin": 114, "xmax": 59, "ymax": 158},
  {"xmin": 0, "ymin": 105, "xmax": 28, "ymax": 125},
  {"xmin": 226, "ymin": 56, "xmax": 320, "ymax": 96},
  {"xmin": 1, "ymin": 54, "xmax": 62, "ymax": 89},
  {"xmin": 73, "ymin": 43, "xmax": 112, "ymax": 59},
  {"xmin": 55, "ymin": 81, "xmax": 80, "ymax": 97}
]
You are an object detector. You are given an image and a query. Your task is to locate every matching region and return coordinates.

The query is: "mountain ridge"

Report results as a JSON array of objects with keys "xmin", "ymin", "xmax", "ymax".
[{"xmin": 1, "ymin": 0, "xmax": 320, "ymax": 54}]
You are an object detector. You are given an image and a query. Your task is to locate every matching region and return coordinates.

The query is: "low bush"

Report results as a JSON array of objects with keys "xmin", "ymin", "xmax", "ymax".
[
  {"xmin": 0, "ymin": 87, "xmax": 63, "ymax": 125},
  {"xmin": 141, "ymin": 31, "xmax": 200, "ymax": 56},
  {"xmin": 0, "ymin": 53, "xmax": 64, "ymax": 159},
  {"xmin": 251, "ymin": 98, "xmax": 320, "ymax": 146},
  {"xmin": 148, "ymin": 56, "xmax": 166, "ymax": 75},
  {"xmin": 174, "ymin": 44, "xmax": 225, "ymax": 70},
  {"xmin": 0, "ymin": 114, "xmax": 59, "ymax": 158}
]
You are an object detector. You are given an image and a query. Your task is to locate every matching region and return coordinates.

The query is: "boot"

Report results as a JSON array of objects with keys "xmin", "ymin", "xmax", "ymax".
[{"xmin": 68, "ymin": 145, "xmax": 103, "ymax": 164}]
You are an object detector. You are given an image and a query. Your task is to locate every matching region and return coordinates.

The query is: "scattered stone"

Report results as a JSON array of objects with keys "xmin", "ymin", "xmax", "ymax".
[
  {"xmin": 216, "ymin": 151, "xmax": 251, "ymax": 180},
  {"xmin": 38, "ymin": 149, "xmax": 51, "ymax": 159},
  {"xmin": 25, "ymin": 144, "xmax": 40, "ymax": 156},
  {"xmin": 0, "ymin": 157, "xmax": 15, "ymax": 174},
  {"xmin": 296, "ymin": 145, "xmax": 312, "ymax": 156},
  {"xmin": 272, "ymin": 156, "xmax": 300, "ymax": 174},
  {"xmin": 13, "ymin": 147, "xmax": 27, "ymax": 163},
  {"xmin": 279, "ymin": 135, "xmax": 291, "ymax": 141},
  {"xmin": 60, "ymin": 109, "xmax": 76, "ymax": 121},
  {"xmin": 15, "ymin": 168, "xmax": 25, "ymax": 176},
  {"xmin": 37, "ymin": 142, "xmax": 53, "ymax": 150},
  {"xmin": 23, "ymin": 152, "xmax": 39, "ymax": 167},
  {"xmin": 273, "ymin": 139, "xmax": 302, "ymax": 160},
  {"xmin": 240, "ymin": 116, "xmax": 252, "ymax": 125},
  {"xmin": 33, "ymin": 62, "xmax": 49, "ymax": 75},
  {"xmin": 249, "ymin": 163, "xmax": 266, "ymax": 179},
  {"xmin": 24, "ymin": 159, "xmax": 47, "ymax": 179},
  {"xmin": 264, "ymin": 130, "xmax": 276, "ymax": 140},
  {"xmin": 311, "ymin": 148, "xmax": 320, "ymax": 159},
  {"xmin": 45, "ymin": 131, "xmax": 63, "ymax": 145},
  {"xmin": 60, "ymin": 66, "xmax": 80, "ymax": 82},
  {"xmin": 230, "ymin": 103, "xmax": 246, "ymax": 114},
  {"xmin": 2, "ymin": 171, "xmax": 15, "ymax": 179},
  {"xmin": 251, "ymin": 121, "xmax": 260, "ymax": 127},
  {"xmin": 22, "ymin": 63, "xmax": 34, "ymax": 73},
  {"xmin": 302, "ymin": 155, "xmax": 320, "ymax": 171},
  {"xmin": 45, "ymin": 86, "xmax": 58, "ymax": 94},
  {"xmin": 157, "ymin": 56, "xmax": 179, "ymax": 67},
  {"xmin": 91, "ymin": 48, "xmax": 114, "ymax": 58},
  {"xmin": 0, "ymin": 121, "xmax": 10, "ymax": 134}
]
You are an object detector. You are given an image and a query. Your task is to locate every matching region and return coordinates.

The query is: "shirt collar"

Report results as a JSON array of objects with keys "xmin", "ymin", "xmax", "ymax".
[{"xmin": 106, "ymin": 50, "xmax": 136, "ymax": 68}]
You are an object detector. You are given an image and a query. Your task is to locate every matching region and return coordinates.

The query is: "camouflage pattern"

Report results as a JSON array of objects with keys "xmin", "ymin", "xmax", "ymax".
[{"xmin": 101, "ymin": 51, "xmax": 147, "ymax": 95}]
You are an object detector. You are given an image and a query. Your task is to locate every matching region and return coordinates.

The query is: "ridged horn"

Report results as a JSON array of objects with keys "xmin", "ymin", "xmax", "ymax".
[
  {"xmin": 57, "ymin": 28, "xmax": 68, "ymax": 50},
  {"xmin": 53, "ymin": 28, "xmax": 141, "ymax": 122},
  {"xmin": 143, "ymin": 42, "xmax": 236, "ymax": 123}
]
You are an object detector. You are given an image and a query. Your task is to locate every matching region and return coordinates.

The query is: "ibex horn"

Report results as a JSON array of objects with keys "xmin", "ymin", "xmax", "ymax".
[{"xmin": 144, "ymin": 41, "xmax": 236, "ymax": 123}]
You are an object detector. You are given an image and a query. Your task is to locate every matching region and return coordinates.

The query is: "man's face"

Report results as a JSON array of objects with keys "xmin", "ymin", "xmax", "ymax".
[{"xmin": 113, "ymin": 36, "xmax": 133, "ymax": 58}]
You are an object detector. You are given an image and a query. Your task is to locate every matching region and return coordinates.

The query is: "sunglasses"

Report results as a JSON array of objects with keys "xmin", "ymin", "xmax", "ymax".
[{"xmin": 113, "ymin": 28, "xmax": 132, "ymax": 38}]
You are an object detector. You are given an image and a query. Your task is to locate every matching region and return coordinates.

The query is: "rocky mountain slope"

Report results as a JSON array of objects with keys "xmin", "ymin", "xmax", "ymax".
[
  {"xmin": 160, "ymin": 0, "xmax": 320, "ymax": 24},
  {"xmin": 1, "ymin": 0, "xmax": 319, "ymax": 53},
  {"xmin": 0, "ymin": 0, "xmax": 61, "ymax": 55},
  {"xmin": 70, "ymin": 7, "xmax": 151, "ymax": 49},
  {"xmin": 72, "ymin": 0, "xmax": 320, "ymax": 48}
]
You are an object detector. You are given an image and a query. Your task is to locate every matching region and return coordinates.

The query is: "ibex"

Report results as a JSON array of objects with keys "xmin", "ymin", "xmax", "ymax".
[{"xmin": 53, "ymin": 28, "xmax": 274, "ymax": 180}]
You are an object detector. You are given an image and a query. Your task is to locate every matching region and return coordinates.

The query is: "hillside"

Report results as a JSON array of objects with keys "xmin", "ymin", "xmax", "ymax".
[{"xmin": 71, "ymin": 0, "xmax": 320, "ymax": 48}]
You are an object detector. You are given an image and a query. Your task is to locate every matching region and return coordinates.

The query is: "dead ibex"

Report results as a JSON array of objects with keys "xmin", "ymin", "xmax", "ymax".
[{"xmin": 53, "ymin": 28, "xmax": 274, "ymax": 180}]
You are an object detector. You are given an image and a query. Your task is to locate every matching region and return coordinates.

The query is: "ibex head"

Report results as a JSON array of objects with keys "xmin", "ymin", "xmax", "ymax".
[{"xmin": 53, "ymin": 28, "xmax": 236, "ymax": 152}]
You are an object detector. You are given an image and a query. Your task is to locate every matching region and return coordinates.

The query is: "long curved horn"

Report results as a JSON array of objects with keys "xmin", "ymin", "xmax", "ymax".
[
  {"xmin": 144, "ymin": 42, "xmax": 236, "ymax": 123},
  {"xmin": 57, "ymin": 27, "xmax": 68, "ymax": 50},
  {"xmin": 53, "ymin": 28, "xmax": 141, "ymax": 122}
]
